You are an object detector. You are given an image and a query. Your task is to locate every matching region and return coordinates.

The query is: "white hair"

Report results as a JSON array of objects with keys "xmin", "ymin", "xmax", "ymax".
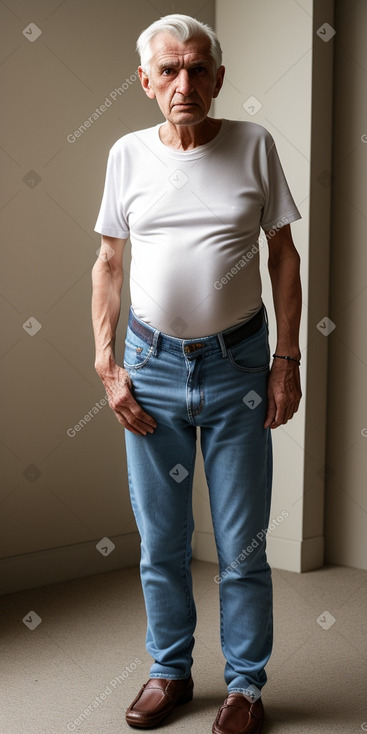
[{"xmin": 136, "ymin": 13, "xmax": 222, "ymax": 74}]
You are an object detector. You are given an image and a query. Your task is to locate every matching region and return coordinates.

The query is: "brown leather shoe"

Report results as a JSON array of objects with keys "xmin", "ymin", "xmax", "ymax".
[
  {"xmin": 212, "ymin": 693, "xmax": 264, "ymax": 734},
  {"xmin": 125, "ymin": 676, "xmax": 194, "ymax": 728}
]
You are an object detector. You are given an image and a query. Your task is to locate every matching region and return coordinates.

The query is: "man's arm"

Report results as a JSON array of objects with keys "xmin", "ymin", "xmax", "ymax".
[
  {"xmin": 91, "ymin": 235, "xmax": 157, "ymax": 435},
  {"xmin": 264, "ymin": 223, "xmax": 302, "ymax": 429}
]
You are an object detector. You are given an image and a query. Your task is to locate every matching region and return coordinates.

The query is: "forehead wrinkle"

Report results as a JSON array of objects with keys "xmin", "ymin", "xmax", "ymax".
[
  {"xmin": 149, "ymin": 34, "xmax": 213, "ymax": 68},
  {"xmin": 156, "ymin": 56, "xmax": 212, "ymax": 70}
]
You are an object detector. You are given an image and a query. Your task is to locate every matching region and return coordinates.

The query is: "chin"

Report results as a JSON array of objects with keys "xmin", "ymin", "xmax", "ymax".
[{"xmin": 170, "ymin": 110, "xmax": 205, "ymax": 125}]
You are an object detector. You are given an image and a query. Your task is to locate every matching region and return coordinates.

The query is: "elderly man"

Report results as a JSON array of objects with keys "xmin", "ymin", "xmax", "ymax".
[{"xmin": 92, "ymin": 13, "xmax": 302, "ymax": 734}]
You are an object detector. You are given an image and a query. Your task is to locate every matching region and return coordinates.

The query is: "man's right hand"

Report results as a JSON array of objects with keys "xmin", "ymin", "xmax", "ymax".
[
  {"xmin": 99, "ymin": 364, "xmax": 157, "ymax": 436},
  {"xmin": 91, "ymin": 235, "xmax": 156, "ymax": 436}
]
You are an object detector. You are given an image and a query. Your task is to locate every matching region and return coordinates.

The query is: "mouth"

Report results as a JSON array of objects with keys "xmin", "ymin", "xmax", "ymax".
[{"xmin": 172, "ymin": 102, "xmax": 198, "ymax": 108}]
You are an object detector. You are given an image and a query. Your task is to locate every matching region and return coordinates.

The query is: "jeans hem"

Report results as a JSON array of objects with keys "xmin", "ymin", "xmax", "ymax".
[
  {"xmin": 228, "ymin": 687, "xmax": 262, "ymax": 696},
  {"xmin": 149, "ymin": 673, "xmax": 192, "ymax": 680}
]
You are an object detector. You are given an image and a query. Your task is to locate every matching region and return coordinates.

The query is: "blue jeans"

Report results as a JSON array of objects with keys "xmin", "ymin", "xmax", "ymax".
[{"xmin": 123, "ymin": 306, "xmax": 273, "ymax": 695}]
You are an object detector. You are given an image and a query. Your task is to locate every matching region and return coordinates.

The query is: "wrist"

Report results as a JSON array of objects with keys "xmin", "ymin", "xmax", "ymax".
[
  {"xmin": 274, "ymin": 344, "xmax": 301, "ymax": 361},
  {"xmin": 94, "ymin": 352, "xmax": 118, "ymax": 379},
  {"xmin": 272, "ymin": 353, "xmax": 300, "ymax": 366}
]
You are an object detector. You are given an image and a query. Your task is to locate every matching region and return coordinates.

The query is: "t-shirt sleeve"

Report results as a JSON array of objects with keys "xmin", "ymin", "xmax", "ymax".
[
  {"xmin": 94, "ymin": 144, "xmax": 130, "ymax": 239},
  {"xmin": 260, "ymin": 135, "xmax": 301, "ymax": 231}
]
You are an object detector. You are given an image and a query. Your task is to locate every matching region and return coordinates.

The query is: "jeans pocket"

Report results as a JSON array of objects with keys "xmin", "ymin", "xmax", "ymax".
[
  {"xmin": 227, "ymin": 323, "xmax": 270, "ymax": 373},
  {"xmin": 123, "ymin": 327, "xmax": 154, "ymax": 371}
]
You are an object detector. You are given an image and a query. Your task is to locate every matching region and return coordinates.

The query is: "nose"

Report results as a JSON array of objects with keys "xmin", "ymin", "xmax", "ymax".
[{"xmin": 176, "ymin": 69, "xmax": 194, "ymax": 95}]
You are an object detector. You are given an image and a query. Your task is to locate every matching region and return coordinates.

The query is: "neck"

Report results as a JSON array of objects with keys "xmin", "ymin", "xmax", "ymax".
[{"xmin": 159, "ymin": 117, "xmax": 222, "ymax": 150}]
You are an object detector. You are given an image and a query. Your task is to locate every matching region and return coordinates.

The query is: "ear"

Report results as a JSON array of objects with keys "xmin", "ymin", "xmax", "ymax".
[
  {"xmin": 212, "ymin": 65, "xmax": 225, "ymax": 99},
  {"xmin": 138, "ymin": 66, "xmax": 156, "ymax": 99}
]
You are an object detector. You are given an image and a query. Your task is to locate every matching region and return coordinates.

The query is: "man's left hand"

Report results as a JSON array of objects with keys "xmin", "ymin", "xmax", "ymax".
[{"xmin": 264, "ymin": 359, "xmax": 301, "ymax": 429}]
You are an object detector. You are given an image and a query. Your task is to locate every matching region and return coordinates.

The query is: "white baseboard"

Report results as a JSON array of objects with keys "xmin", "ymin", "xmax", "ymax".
[
  {"xmin": 192, "ymin": 531, "xmax": 324, "ymax": 573},
  {"xmin": 0, "ymin": 532, "xmax": 141, "ymax": 595},
  {"xmin": 192, "ymin": 529, "xmax": 217, "ymax": 564},
  {"xmin": 0, "ymin": 530, "xmax": 324, "ymax": 596}
]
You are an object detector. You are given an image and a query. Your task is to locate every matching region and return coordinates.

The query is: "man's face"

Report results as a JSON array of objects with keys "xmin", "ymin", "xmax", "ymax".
[{"xmin": 139, "ymin": 32, "xmax": 225, "ymax": 126}]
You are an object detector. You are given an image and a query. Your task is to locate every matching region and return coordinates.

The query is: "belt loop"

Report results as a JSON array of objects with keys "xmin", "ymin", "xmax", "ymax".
[
  {"xmin": 152, "ymin": 329, "xmax": 160, "ymax": 356},
  {"xmin": 217, "ymin": 332, "xmax": 228, "ymax": 357},
  {"xmin": 128, "ymin": 305, "xmax": 133, "ymax": 327}
]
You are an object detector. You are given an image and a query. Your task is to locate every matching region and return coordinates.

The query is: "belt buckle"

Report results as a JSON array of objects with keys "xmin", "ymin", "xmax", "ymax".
[{"xmin": 184, "ymin": 342, "xmax": 204, "ymax": 354}]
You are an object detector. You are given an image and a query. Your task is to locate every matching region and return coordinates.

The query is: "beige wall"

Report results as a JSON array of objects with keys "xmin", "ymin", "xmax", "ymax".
[
  {"xmin": 193, "ymin": 0, "xmax": 335, "ymax": 572},
  {"xmin": 324, "ymin": 0, "xmax": 367, "ymax": 570},
  {"xmin": 0, "ymin": 0, "xmax": 216, "ymax": 594},
  {"xmin": 1, "ymin": 0, "xmax": 366, "ymax": 595}
]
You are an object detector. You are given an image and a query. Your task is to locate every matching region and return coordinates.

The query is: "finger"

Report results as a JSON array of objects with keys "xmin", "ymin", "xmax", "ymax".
[
  {"xmin": 113, "ymin": 389, "xmax": 157, "ymax": 426},
  {"xmin": 269, "ymin": 411, "xmax": 282, "ymax": 429},
  {"xmin": 130, "ymin": 403, "xmax": 157, "ymax": 427},
  {"xmin": 264, "ymin": 395, "xmax": 277, "ymax": 428},
  {"xmin": 277, "ymin": 401, "xmax": 298, "ymax": 426},
  {"xmin": 109, "ymin": 391, "xmax": 157, "ymax": 430},
  {"xmin": 270, "ymin": 403, "xmax": 288, "ymax": 428},
  {"xmin": 270, "ymin": 421, "xmax": 281, "ymax": 429},
  {"xmin": 126, "ymin": 410, "xmax": 156, "ymax": 434},
  {"xmin": 113, "ymin": 409, "xmax": 154, "ymax": 436},
  {"xmin": 286, "ymin": 397, "xmax": 301, "ymax": 421},
  {"xmin": 123, "ymin": 407, "xmax": 156, "ymax": 432}
]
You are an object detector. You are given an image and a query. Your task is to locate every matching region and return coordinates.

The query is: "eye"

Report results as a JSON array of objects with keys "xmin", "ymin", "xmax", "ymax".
[
  {"xmin": 162, "ymin": 68, "xmax": 174, "ymax": 76},
  {"xmin": 194, "ymin": 66, "xmax": 207, "ymax": 74}
]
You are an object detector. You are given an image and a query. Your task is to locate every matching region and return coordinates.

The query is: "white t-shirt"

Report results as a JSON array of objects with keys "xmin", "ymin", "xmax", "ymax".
[{"xmin": 95, "ymin": 119, "xmax": 301, "ymax": 338}]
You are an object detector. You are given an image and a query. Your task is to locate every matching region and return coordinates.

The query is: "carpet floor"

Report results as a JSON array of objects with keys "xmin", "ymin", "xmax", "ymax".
[{"xmin": 1, "ymin": 560, "xmax": 366, "ymax": 733}]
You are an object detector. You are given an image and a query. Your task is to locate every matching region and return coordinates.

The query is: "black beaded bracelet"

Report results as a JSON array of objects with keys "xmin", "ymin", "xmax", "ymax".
[{"xmin": 272, "ymin": 354, "xmax": 301, "ymax": 366}]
